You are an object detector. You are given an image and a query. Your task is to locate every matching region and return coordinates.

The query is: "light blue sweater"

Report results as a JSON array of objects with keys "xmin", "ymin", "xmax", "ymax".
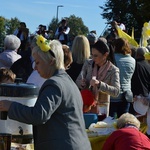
[{"xmin": 111, "ymin": 53, "xmax": 135, "ymax": 102}]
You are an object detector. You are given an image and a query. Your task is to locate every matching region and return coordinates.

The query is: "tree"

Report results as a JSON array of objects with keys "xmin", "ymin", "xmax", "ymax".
[
  {"xmin": 100, "ymin": 0, "xmax": 150, "ymax": 41},
  {"xmin": 0, "ymin": 16, "xmax": 20, "ymax": 51},
  {"xmin": 48, "ymin": 14, "xmax": 89, "ymax": 39},
  {"xmin": 48, "ymin": 17, "xmax": 58, "ymax": 39},
  {"xmin": 67, "ymin": 15, "xmax": 89, "ymax": 37},
  {"xmin": 5, "ymin": 17, "xmax": 20, "ymax": 34},
  {"xmin": 0, "ymin": 16, "xmax": 20, "ymax": 35},
  {"xmin": 0, "ymin": 16, "xmax": 5, "ymax": 51}
]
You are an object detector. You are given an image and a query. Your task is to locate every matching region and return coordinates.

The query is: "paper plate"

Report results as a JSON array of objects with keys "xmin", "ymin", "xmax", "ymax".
[{"xmin": 133, "ymin": 99, "xmax": 149, "ymax": 115}]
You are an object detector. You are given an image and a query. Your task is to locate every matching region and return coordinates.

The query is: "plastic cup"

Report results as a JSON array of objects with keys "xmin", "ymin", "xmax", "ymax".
[{"xmin": 133, "ymin": 99, "xmax": 149, "ymax": 115}]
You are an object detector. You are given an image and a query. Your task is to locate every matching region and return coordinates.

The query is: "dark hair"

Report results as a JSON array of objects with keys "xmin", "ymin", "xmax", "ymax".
[
  {"xmin": 20, "ymin": 22, "xmax": 26, "ymax": 28},
  {"xmin": 92, "ymin": 39, "xmax": 110, "ymax": 54},
  {"xmin": 61, "ymin": 18, "xmax": 67, "ymax": 23},
  {"xmin": 114, "ymin": 38, "xmax": 131, "ymax": 55},
  {"xmin": 38, "ymin": 24, "xmax": 43, "ymax": 28}
]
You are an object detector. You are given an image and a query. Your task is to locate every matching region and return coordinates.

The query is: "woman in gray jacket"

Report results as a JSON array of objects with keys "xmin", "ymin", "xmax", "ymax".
[{"xmin": 0, "ymin": 35, "xmax": 91, "ymax": 150}]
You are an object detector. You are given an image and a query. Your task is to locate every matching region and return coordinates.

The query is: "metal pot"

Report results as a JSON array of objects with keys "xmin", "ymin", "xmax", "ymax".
[
  {"xmin": 0, "ymin": 82, "xmax": 39, "ymax": 98},
  {"xmin": 0, "ymin": 83, "xmax": 39, "ymax": 136}
]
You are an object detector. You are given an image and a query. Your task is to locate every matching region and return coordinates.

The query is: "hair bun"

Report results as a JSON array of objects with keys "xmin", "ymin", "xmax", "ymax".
[{"xmin": 93, "ymin": 39, "xmax": 110, "ymax": 54}]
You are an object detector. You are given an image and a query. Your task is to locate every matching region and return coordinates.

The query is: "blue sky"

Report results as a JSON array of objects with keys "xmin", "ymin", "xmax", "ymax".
[{"xmin": 1, "ymin": 0, "xmax": 107, "ymax": 36}]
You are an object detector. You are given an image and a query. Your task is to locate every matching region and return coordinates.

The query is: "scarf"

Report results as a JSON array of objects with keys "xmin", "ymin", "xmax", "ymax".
[{"xmin": 92, "ymin": 61, "xmax": 111, "ymax": 101}]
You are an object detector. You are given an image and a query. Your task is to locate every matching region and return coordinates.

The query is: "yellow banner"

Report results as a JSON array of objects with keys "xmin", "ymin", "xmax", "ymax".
[{"xmin": 116, "ymin": 26, "xmax": 139, "ymax": 47}]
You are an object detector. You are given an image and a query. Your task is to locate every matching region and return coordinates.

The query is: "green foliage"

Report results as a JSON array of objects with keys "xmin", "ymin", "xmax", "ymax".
[
  {"xmin": 100, "ymin": 0, "xmax": 150, "ymax": 41},
  {"xmin": 0, "ymin": 16, "xmax": 5, "ymax": 50},
  {"xmin": 0, "ymin": 16, "xmax": 20, "ymax": 50},
  {"xmin": 0, "ymin": 17, "xmax": 5, "ymax": 32},
  {"xmin": 48, "ymin": 17, "xmax": 58, "ymax": 39},
  {"xmin": 67, "ymin": 15, "xmax": 89, "ymax": 37},
  {"xmin": 6, "ymin": 17, "xmax": 20, "ymax": 34},
  {"xmin": 0, "ymin": 16, "xmax": 20, "ymax": 35}
]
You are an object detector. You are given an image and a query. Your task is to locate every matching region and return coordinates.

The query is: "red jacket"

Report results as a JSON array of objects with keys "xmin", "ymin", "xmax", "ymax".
[{"xmin": 102, "ymin": 127, "xmax": 150, "ymax": 150}]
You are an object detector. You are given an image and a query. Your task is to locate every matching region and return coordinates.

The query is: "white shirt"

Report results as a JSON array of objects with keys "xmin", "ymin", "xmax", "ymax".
[
  {"xmin": 119, "ymin": 23, "xmax": 126, "ymax": 31},
  {"xmin": 55, "ymin": 26, "xmax": 70, "ymax": 41},
  {"xmin": 27, "ymin": 70, "xmax": 46, "ymax": 88}
]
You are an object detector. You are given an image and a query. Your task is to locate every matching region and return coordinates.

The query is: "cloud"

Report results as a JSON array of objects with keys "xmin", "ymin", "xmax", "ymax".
[
  {"xmin": 32, "ymin": 1, "xmax": 58, "ymax": 5},
  {"xmin": 32, "ymin": 1, "xmax": 91, "ymax": 9}
]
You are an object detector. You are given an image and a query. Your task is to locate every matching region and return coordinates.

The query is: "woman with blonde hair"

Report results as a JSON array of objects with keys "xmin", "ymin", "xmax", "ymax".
[
  {"xmin": 102, "ymin": 113, "xmax": 150, "ymax": 150},
  {"xmin": 66, "ymin": 35, "xmax": 90, "ymax": 81}
]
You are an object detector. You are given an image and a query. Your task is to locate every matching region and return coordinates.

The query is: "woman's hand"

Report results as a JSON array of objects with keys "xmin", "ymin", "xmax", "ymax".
[
  {"xmin": 80, "ymin": 79, "xmax": 86, "ymax": 89},
  {"xmin": 0, "ymin": 100, "xmax": 12, "ymax": 111},
  {"xmin": 140, "ymin": 97, "xmax": 149, "ymax": 106},
  {"xmin": 90, "ymin": 77, "xmax": 100, "ymax": 87}
]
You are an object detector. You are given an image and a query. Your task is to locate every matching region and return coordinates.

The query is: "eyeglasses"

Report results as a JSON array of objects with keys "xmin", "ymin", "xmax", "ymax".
[{"xmin": 92, "ymin": 54, "xmax": 99, "ymax": 58}]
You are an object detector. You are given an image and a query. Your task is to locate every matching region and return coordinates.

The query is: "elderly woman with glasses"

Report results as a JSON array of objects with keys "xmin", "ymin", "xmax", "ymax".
[{"xmin": 0, "ymin": 35, "xmax": 91, "ymax": 150}]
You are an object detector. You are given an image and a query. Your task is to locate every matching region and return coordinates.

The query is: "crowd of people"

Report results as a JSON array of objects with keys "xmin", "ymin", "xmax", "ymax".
[{"xmin": 0, "ymin": 18, "xmax": 150, "ymax": 149}]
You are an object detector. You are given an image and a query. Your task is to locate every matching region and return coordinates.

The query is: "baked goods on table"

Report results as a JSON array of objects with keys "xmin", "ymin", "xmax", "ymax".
[{"xmin": 87, "ymin": 117, "xmax": 117, "ymax": 137}]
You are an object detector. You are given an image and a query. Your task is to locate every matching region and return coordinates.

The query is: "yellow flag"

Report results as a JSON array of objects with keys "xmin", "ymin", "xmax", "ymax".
[
  {"xmin": 131, "ymin": 27, "xmax": 134, "ymax": 39},
  {"xmin": 141, "ymin": 22, "xmax": 150, "ymax": 47},
  {"xmin": 116, "ymin": 26, "xmax": 139, "ymax": 47}
]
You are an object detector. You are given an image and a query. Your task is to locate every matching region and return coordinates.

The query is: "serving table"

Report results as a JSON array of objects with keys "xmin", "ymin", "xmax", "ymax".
[
  {"xmin": 10, "ymin": 123, "xmax": 147, "ymax": 150},
  {"xmin": 89, "ymin": 122, "xmax": 147, "ymax": 150}
]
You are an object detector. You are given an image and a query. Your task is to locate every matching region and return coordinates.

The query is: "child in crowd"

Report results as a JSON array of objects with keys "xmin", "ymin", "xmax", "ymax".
[
  {"xmin": 62, "ymin": 44, "xmax": 73, "ymax": 70},
  {"xmin": 0, "ymin": 68, "xmax": 16, "ymax": 83}
]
